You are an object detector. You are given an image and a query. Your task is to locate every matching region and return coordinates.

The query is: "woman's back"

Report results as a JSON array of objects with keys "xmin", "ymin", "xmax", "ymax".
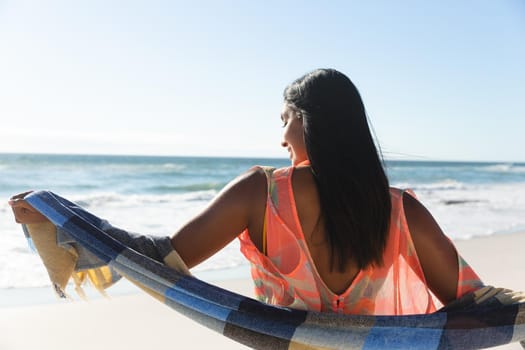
[
  {"xmin": 289, "ymin": 166, "xmax": 361, "ymax": 295},
  {"xmin": 240, "ymin": 165, "xmax": 484, "ymax": 314}
]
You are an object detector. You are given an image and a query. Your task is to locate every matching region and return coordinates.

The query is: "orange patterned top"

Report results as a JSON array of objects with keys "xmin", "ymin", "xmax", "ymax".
[{"xmin": 238, "ymin": 166, "xmax": 483, "ymax": 315}]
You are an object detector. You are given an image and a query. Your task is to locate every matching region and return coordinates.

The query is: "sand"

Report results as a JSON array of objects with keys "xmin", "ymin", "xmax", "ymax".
[{"xmin": 1, "ymin": 232, "xmax": 524, "ymax": 350}]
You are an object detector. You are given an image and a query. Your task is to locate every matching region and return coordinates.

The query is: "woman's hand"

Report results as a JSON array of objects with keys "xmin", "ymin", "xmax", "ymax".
[{"xmin": 8, "ymin": 191, "xmax": 49, "ymax": 224}]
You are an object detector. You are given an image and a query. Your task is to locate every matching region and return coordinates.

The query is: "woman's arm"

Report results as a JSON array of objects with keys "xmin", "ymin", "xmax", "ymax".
[
  {"xmin": 171, "ymin": 167, "xmax": 267, "ymax": 269},
  {"xmin": 9, "ymin": 168, "xmax": 268, "ymax": 270},
  {"xmin": 403, "ymin": 192, "xmax": 460, "ymax": 305}
]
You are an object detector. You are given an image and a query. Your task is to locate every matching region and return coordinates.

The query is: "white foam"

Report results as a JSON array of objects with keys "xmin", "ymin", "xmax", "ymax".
[
  {"xmin": 68, "ymin": 190, "xmax": 216, "ymax": 208},
  {"xmin": 394, "ymin": 179, "xmax": 467, "ymax": 191},
  {"xmin": 479, "ymin": 163, "xmax": 525, "ymax": 174},
  {"xmin": 412, "ymin": 182, "xmax": 525, "ymax": 239},
  {"xmin": 162, "ymin": 163, "xmax": 186, "ymax": 171}
]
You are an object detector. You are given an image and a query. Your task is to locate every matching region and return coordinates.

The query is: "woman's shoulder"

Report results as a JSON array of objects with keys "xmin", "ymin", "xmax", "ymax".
[
  {"xmin": 387, "ymin": 187, "xmax": 426, "ymax": 221},
  {"xmin": 235, "ymin": 164, "xmax": 292, "ymax": 195},
  {"xmin": 238, "ymin": 165, "xmax": 271, "ymax": 187},
  {"xmin": 389, "ymin": 186, "xmax": 416, "ymax": 195},
  {"xmin": 388, "ymin": 187, "xmax": 420, "ymax": 207},
  {"xmin": 250, "ymin": 164, "xmax": 298, "ymax": 180}
]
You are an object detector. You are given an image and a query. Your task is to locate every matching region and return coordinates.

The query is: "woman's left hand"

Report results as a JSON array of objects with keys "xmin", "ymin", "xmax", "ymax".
[{"xmin": 8, "ymin": 191, "xmax": 49, "ymax": 224}]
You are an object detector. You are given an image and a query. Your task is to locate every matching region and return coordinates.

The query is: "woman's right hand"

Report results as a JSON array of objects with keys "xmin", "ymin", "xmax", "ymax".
[{"xmin": 8, "ymin": 191, "xmax": 49, "ymax": 224}]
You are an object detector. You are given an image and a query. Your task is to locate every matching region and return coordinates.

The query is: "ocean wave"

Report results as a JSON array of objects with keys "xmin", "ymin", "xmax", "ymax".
[
  {"xmin": 70, "ymin": 190, "xmax": 217, "ymax": 208},
  {"xmin": 147, "ymin": 182, "xmax": 225, "ymax": 193},
  {"xmin": 162, "ymin": 163, "xmax": 187, "ymax": 171},
  {"xmin": 440, "ymin": 199, "xmax": 487, "ymax": 206},
  {"xmin": 479, "ymin": 163, "xmax": 525, "ymax": 174},
  {"xmin": 481, "ymin": 163, "xmax": 513, "ymax": 172},
  {"xmin": 72, "ymin": 193, "xmax": 124, "ymax": 208},
  {"xmin": 392, "ymin": 179, "xmax": 467, "ymax": 191}
]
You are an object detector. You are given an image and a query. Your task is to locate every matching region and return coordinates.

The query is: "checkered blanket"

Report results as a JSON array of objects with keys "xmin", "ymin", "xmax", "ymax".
[{"xmin": 21, "ymin": 190, "xmax": 525, "ymax": 349}]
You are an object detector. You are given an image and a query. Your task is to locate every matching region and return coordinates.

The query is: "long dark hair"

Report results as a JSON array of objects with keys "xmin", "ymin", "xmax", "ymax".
[{"xmin": 283, "ymin": 68, "xmax": 391, "ymax": 271}]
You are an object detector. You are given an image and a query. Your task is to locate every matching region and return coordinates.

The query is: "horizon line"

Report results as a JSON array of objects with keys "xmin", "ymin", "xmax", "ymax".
[{"xmin": 0, "ymin": 151, "xmax": 523, "ymax": 164}]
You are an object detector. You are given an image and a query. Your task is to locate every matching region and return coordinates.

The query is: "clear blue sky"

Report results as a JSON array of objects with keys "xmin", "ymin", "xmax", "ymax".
[{"xmin": 1, "ymin": 1, "xmax": 524, "ymax": 161}]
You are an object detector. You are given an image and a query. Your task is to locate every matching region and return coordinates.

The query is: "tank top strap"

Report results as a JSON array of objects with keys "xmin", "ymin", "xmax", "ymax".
[
  {"xmin": 256, "ymin": 166, "xmax": 275, "ymax": 255},
  {"xmin": 375, "ymin": 187, "xmax": 437, "ymax": 314},
  {"xmin": 258, "ymin": 166, "xmax": 276, "ymax": 199},
  {"xmin": 268, "ymin": 167, "xmax": 300, "ymax": 233},
  {"xmin": 389, "ymin": 187, "xmax": 427, "ymax": 280}
]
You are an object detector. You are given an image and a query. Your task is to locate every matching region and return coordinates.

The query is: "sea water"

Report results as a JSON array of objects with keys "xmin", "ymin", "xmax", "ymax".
[{"xmin": 1, "ymin": 153, "xmax": 525, "ymax": 293}]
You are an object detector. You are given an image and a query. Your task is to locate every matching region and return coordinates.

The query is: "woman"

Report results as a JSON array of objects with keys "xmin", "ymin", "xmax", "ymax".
[{"xmin": 9, "ymin": 68, "xmax": 483, "ymax": 315}]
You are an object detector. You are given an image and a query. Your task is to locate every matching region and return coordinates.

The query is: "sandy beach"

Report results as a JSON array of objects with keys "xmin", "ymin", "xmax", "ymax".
[{"xmin": 1, "ymin": 232, "xmax": 524, "ymax": 350}]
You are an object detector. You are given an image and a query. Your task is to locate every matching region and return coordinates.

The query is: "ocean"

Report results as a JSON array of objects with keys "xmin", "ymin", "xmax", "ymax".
[{"xmin": 1, "ymin": 153, "xmax": 525, "ymax": 292}]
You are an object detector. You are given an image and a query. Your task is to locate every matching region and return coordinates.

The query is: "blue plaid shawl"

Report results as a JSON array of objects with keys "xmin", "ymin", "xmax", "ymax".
[{"xmin": 22, "ymin": 191, "xmax": 525, "ymax": 349}]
